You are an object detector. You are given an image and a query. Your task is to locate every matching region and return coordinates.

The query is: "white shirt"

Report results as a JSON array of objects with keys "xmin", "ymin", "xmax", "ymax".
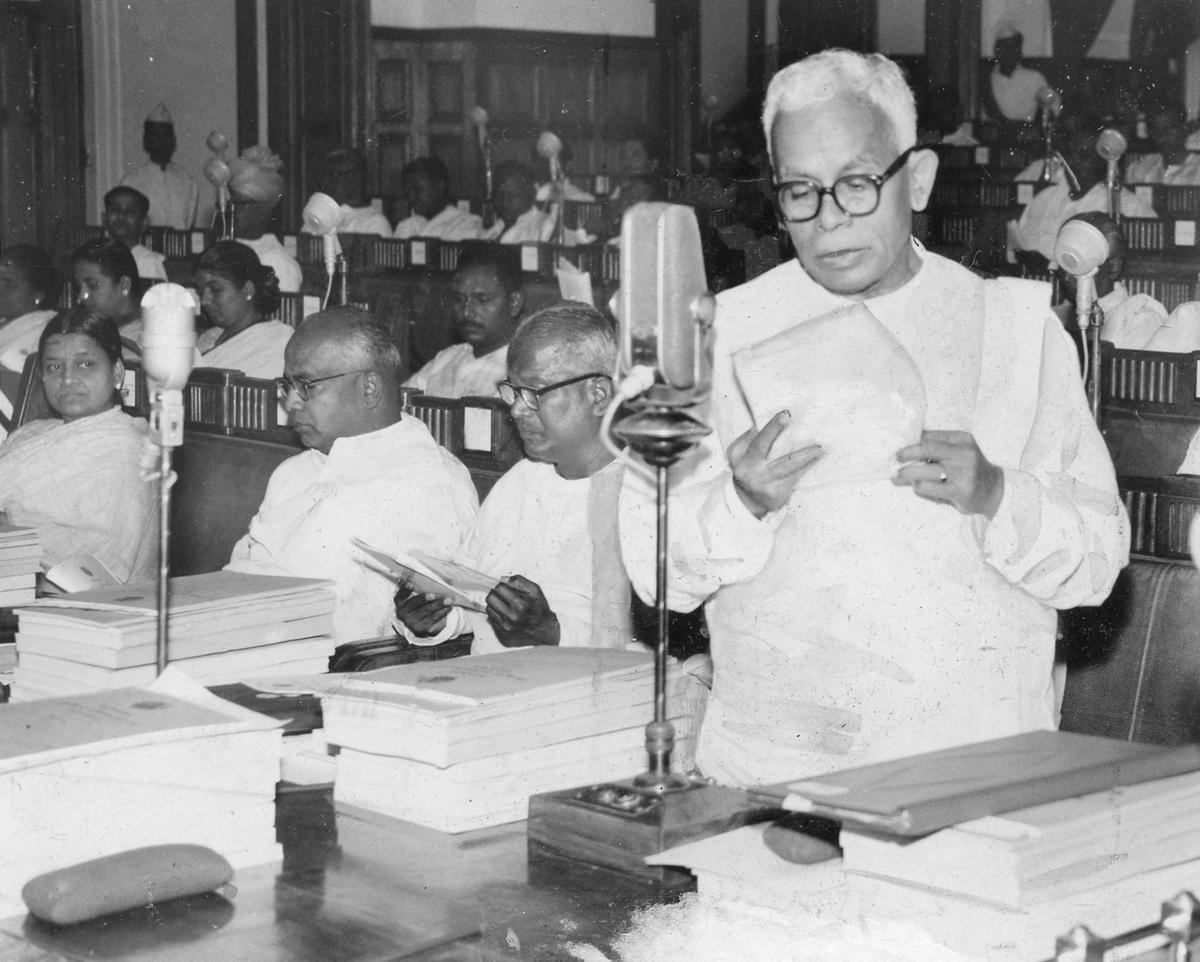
[
  {"xmin": 990, "ymin": 65, "xmax": 1048, "ymax": 122},
  {"xmin": 393, "ymin": 205, "xmax": 483, "ymax": 241},
  {"xmin": 1008, "ymin": 182, "xmax": 1159, "ymax": 264},
  {"xmin": 481, "ymin": 207, "xmax": 554, "ymax": 245},
  {"xmin": 1098, "ymin": 282, "xmax": 1169, "ymax": 349},
  {"xmin": 1144, "ymin": 301, "xmax": 1200, "ymax": 353},
  {"xmin": 620, "ymin": 250, "xmax": 1128, "ymax": 786},
  {"xmin": 300, "ymin": 204, "xmax": 392, "ymax": 238},
  {"xmin": 239, "ymin": 234, "xmax": 304, "ymax": 293},
  {"xmin": 121, "ymin": 161, "xmax": 201, "ymax": 230},
  {"xmin": 402, "ymin": 343, "xmax": 506, "ymax": 399},
  {"xmin": 131, "ymin": 244, "xmax": 167, "ymax": 282},
  {"xmin": 1124, "ymin": 152, "xmax": 1200, "ymax": 185},
  {"xmin": 227, "ymin": 418, "xmax": 479, "ymax": 642}
]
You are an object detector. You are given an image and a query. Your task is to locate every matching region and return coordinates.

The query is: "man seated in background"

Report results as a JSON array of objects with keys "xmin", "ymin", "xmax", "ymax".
[
  {"xmin": 308, "ymin": 147, "xmax": 392, "ymax": 237},
  {"xmin": 102, "ymin": 186, "xmax": 167, "ymax": 282},
  {"xmin": 1008, "ymin": 111, "xmax": 1158, "ymax": 266},
  {"xmin": 983, "ymin": 23, "xmax": 1047, "ymax": 124},
  {"xmin": 403, "ymin": 243, "xmax": 523, "ymax": 398},
  {"xmin": 482, "ymin": 161, "xmax": 553, "ymax": 244},
  {"xmin": 228, "ymin": 307, "xmax": 479, "ymax": 642},
  {"xmin": 1124, "ymin": 101, "xmax": 1200, "ymax": 184},
  {"xmin": 393, "ymin": 157, "xmax": 483, "ymax": 240},
  {"xmin": 394, "ymin": 301, "xmax": 629, "ymax": 653}
]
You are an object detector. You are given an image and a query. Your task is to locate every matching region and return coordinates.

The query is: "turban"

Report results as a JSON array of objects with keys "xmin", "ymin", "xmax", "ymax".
[{"xmin": 228, "ymin": 146, "xmax": 285, "ymax": 203}]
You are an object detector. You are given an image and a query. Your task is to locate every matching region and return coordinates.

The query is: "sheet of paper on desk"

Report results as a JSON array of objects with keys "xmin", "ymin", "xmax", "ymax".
[{"xmin": 732, "ymin": 302, "xmax": 926, "ymax": 488}]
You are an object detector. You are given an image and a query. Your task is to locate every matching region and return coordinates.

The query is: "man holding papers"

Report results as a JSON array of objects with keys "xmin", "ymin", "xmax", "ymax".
[
  {"xmin": 619, "ymin": 50, "xmax": 1129, "ymax": 787},
  {"xmin": 227, "ymin": 308, "xmax": 478, "ymax": 643},
  {"xmin": 394, "ymin": 301, "xmax": 630, "ymax": 653}
]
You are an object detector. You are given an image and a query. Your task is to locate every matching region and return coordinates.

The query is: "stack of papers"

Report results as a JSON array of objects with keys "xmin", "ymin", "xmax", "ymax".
[
  {"xmin": 0, "ymin": 522, "xmax": 40, "ymax": 606},
  {"xmin": 323, "ymin": 647, "xmax": 688, "ymax": 832},
  {"xmin": 0, "ymin": 669, "xmax": 283, "ymax": 918},
  {"xmin": 12, "ymin": 572, "xmax": 337, "ymax": 699}
]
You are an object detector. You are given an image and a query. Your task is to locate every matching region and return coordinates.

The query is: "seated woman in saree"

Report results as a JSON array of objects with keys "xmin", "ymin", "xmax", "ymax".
[
  {"xmin": 0, "ymin": 307, "xmax": 158, "ymax": 584},
  {"xmin": 70, "ymin": 238, "xmax": 144, "ymax": 360},
  {"xmin": 193, "ymin": 240, "xmax": 292, "ymax": 378},
  {"xmin": 0, "ymin": 246, "xmax": 59, "ymax": 408}
]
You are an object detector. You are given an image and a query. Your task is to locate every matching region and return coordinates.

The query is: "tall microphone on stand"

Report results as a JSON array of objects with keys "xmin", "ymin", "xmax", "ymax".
[
  {"xmin": 537, "ymin": 130, "xmax": 565, "ymax": 245},
  {"xmin": 204, "ymin": 131, "xmax": 233, "ymax": 240},
  {"xmin": 302, "ymin": 192, "xmax": 345, "ymax": 308},
  {"xmin": 1054, "ymin": 216, "xmax": 1111, "ymax": 420},
  {"xmin": 1096, "ymin": 127, "xmax": 1128, "ymax": 224},
  {"xmin": 470, "ymin": 106, "xmax": 494, "ymax": 224},
  {"xmin": 1036, "ymin": 87, "xmax": 1062, "ymax": 186},
  {"xmin": 140, "ymin": 283, "xmax": 198, "ymax": 675}
]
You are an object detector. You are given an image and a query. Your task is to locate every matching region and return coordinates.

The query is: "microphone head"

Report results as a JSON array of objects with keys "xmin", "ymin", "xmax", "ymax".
[
  {"xmin": 302, "ymin": 192, "xmax": 341, "ymax": 235},
  {"xmin": 1036, "ymin": 86, "xmax": 1062, "ymax": 116},
  {"xmin": 203, "ymin": 156, "xmax": 231, "ymax": 189},
  {"xmin": 469, "ymin": 106, "xmax": 489, "ymax": 128},
  {"xmin": 1096, "ymin": 127, "xmax": 1128, "ymax": 162},
  {"xmin": 1054, "ymin": 218, "xmax": 1109, "ymax": 276},
  {"xmin": 140, "ymin": 283, "xmax": 198, "ymax": 390},
  {"xmin": 206, "ymin": 130, "xmax": 229, "ymax": 154},
  {"xmin": 536, "ymin": 131, "xmax": 562, "ymax": 160}
]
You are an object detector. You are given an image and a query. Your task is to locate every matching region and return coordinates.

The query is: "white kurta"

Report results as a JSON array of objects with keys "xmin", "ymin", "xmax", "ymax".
[
  {"xmin": 1124, "ymin": 153, "xmax": 1200, "ymax": 185},
  {"xmin": 1098, "ymin": 282, "xmax": 1169, "ymax": 349},
  {"xmin": 196, "ymin": 321, "xmax": 294, "ymax": 379},
  {"xmin": 990, "ymin": 65, "xmax": 1048, "ymax": 122},
  {"xmin": 480, "ymin": 207, "xmax": 555, "ymax": 244},
  {"xmin": 299, "ymin": 204, "xmax": 392, "ymax": 239},
  {"xmin": 227, "ymin": 418, "xmax": 478, "ymax": 643},
  {"xmin": 619, "ymin": 249, "xmax": 1128, "ymax": 787},
  {"xmin": 131, "ymin": 244, "xmax": 167, "ymax": 282},
  {"xmin": 402, "ymin": 343, "xmax": 506, "ymax": 398},
  {"xmin": 121, "ymin": 161, "xmax": 200, "ymax": 230},
  {"xmin": 0, "ymin": 407, "xmax": 158, "ymax": 582},
  {"xmin": 1144, "ymin": 302, "xmax": 1200, "ymax": 353},
  {"xmin": 393, "ymin": 205, "xmax": 483, "ymax": 241},
  {"xmin": 1008, "ymin": 182, "xmax": 1159, "ymax": 263},
  {"xmin": 239, "ymin": 235, "xmax": 304, "ymax": 294}
]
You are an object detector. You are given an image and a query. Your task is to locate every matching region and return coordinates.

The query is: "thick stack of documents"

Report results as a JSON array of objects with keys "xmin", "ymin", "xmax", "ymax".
[
  {"xmin": 0, "ymin": 669, "xmax": 283, "ymax": 918},
  {"xmin": 12, "ymin": 572, "xmax": 336, "ymax": 699},
  {"xmin": 648, "ymin": 732, "xmax": 1200, "ymax": 961},
  {"xmin": 0, "ymin": 523, "xmax": 40, "ymax": 607},
  {"xmin": 324, "ymin": 647, "xmax": 688, "ymax": 832}
]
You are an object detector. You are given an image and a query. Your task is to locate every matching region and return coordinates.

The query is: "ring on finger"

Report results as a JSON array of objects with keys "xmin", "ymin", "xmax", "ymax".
[{"xmin": 938, "ymin": 471, "xmax": 948, "ymax": 483}]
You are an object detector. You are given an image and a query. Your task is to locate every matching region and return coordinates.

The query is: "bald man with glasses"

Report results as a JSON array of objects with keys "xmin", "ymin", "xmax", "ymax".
[
  {"xmin": 619, "ymin": 50, "xmax": 1128, "ymax": 788},
  {"xmin": 228, "ymin": 307, "xmax": 478, "ymax": 643},
  {"xmin": 394, "ymin": 300, "xmax": 632, "ymax": 654}
]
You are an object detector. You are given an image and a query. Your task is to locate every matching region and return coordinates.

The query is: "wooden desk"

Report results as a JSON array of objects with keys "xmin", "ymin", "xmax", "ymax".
[{"xmin": 0, "ymin": 788, "xmax": 680, "ymax": 961}]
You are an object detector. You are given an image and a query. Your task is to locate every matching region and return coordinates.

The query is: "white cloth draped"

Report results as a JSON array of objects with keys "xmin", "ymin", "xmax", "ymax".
[
  {"xmin": 402, "ymin": 343, "xmax": 506, "ymax": 399},
  {"xmin": 131, "ymin": 244, "xmax": 167, "ymax": 282},
  {"xmin": 227, "ymin": 418, "xmax": 478, "ymax": 643},
  {"xmin": 619, "ymin": 249, "xmax": 1128, "ymax": 787},
  {"xmin": 0, "ymin": 407, "xmax": 158, "ymax": 582},
  {"xmin": 0, "ymin": 310, "xmax": 56, "ymax": 375},
  {"xmin": 196, "ymin": 321, "xmax": 293, "ymax": 379}
]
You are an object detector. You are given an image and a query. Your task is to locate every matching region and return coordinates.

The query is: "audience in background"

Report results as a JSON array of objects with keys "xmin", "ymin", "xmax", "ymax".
[
  {"xmin": 1125, "ymin": 102, "xmax": 1200, "ymax": 184},
  {"xmin": 481, "ymin": 161, "xmax": 552, "ymax": 244},
  {"xmin": 403, "ymin": 243, "xmax": 523, "ymax": 398},
  {"xmin": 983, "ymin": 23, "xmax": 1048, "ymax": 124},
  {"xmin": 0, "ymin": 246, "xmax": 59, "ymax": 402},
  {"xmin": 103, "ymin": 185, "xmax": 167, "ymax": 282},
  {"xmin": 309, "ymin": 147, "xmax": 392, "ymax": 237},
  {"xmin": 119, "ymin": 103, "xmax": 200, "ymax": 230},
  {"xmin": 0, "ymin": 308, "xmax": 157, "ymax": 583},
  {"xmin": 393, "ymin": 157, "xmax": 483, "ymax": 241},
  {"xmin": 229, "ymin": 145, "xmax": 303, "ymax": 293},
  {"xmin": 194, "ymin": 240, "xmax": 291, "ymax": 379}
]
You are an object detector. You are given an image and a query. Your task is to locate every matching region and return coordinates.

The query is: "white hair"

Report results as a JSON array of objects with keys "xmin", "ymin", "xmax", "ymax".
[{"xmin": 762, "ymin": 50, "xmax": 917, "ymax": 165}]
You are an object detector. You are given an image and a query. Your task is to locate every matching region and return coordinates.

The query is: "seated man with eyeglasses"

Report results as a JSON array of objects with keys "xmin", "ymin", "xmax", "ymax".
[
  {"xmin": 394, "ymin": 300, "xmax": 632, "ymax": 653},
  {"xmin": 619, "ymin": 49, "xmax": 1128, "ymax": 788},
  {"xmin": 227, "ymin": 306, "xmax": 479, "ymax": 643},
  {"xmin": 402, "ymin": 243, "xmax": 523, "ymax": 398}
]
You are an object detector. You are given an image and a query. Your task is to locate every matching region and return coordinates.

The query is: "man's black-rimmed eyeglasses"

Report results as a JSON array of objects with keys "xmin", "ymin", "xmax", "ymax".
[
  {"xmin": 496, "ymin": 372, "xmax": 610, "ymax": 411},
  {"xmin": 275, "ymin": 369, "xmax": 369, "ymax": 401},
  {"xmin": 774, "ymin": 146, "xmax": 915, "ymax": 223}
]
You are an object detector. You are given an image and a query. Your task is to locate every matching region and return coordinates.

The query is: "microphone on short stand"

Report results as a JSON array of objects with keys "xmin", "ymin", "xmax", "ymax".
[
  {"xmin": 140, "ymin": 283, "xmax": 198, "ymax": 675},
  {"xmin": 1036, "ymin": 87, "xmax": 1062, "ymax": 186},
  {"xmin": 614, "ymin": 202, "xmax": 715, "ymax": 793},
  {"xmin": 302, "ymin": 192, "xmax": 345, "ymax": 308},
  {"xmin": 1096, "ymin": 127, "xmax": 1128, "ymax": 224},
  {"xmin": 204, "ymin": 131, "xmax": 233, "ymax": 239},
  {"xmin": 470, "ymin": 106, "xmax": 494, "ymax": 224},
  {"xmin": 537, "ymin": 130, "xmax": 565, "ymax": 245},
  {"xmin": 1054, "ymin": 217, "xmax": 1110, "ymax": 419}
]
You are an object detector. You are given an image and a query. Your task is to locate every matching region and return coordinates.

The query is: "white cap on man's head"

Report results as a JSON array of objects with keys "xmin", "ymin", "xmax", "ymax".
[
  {"xmin": 994, "ymin": 20, "xmax": 1021, "ymax": 43},
  {"xmin": 146, "ymin": 103, "xmax": 173, "ymax": 125}
]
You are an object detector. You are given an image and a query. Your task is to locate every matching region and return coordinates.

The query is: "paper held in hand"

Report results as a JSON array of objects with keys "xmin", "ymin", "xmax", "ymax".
[
  {"xmin": 352, "ymin": 538, "xmax": 496, "ymax": 613},
  {"xmin": 731, "ymin": 302, "xmax": 926, "ymax": 487}
]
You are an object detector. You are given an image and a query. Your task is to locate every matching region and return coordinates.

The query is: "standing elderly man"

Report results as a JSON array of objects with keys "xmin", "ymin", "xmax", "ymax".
[
  {"xmin": 394, "ymin": 301, "xmax": 630, "ymax": 653},
  {"xmin": 620, "ymin": 50, "xmax": 1128, "ymax": 787},
  {"xmin": 228, "ymin": 307, "xmax": 479, "ymax": 642},
  {"xmin": 403, "ymin": 242, "xmax": 524, "ymax": 398}
]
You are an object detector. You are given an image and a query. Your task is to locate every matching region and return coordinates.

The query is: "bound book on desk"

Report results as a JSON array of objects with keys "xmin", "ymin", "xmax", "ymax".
[
  {"xmin": 0, "ymin": 668, "xmax": 283, "ymax": 919},
  {"xmin": 0, "ymin": 522, "xmax": 39, "ymax": 606},
  {"xmin": 11, "ymin": 571, "xmax": 337, "ymax": 699}
]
